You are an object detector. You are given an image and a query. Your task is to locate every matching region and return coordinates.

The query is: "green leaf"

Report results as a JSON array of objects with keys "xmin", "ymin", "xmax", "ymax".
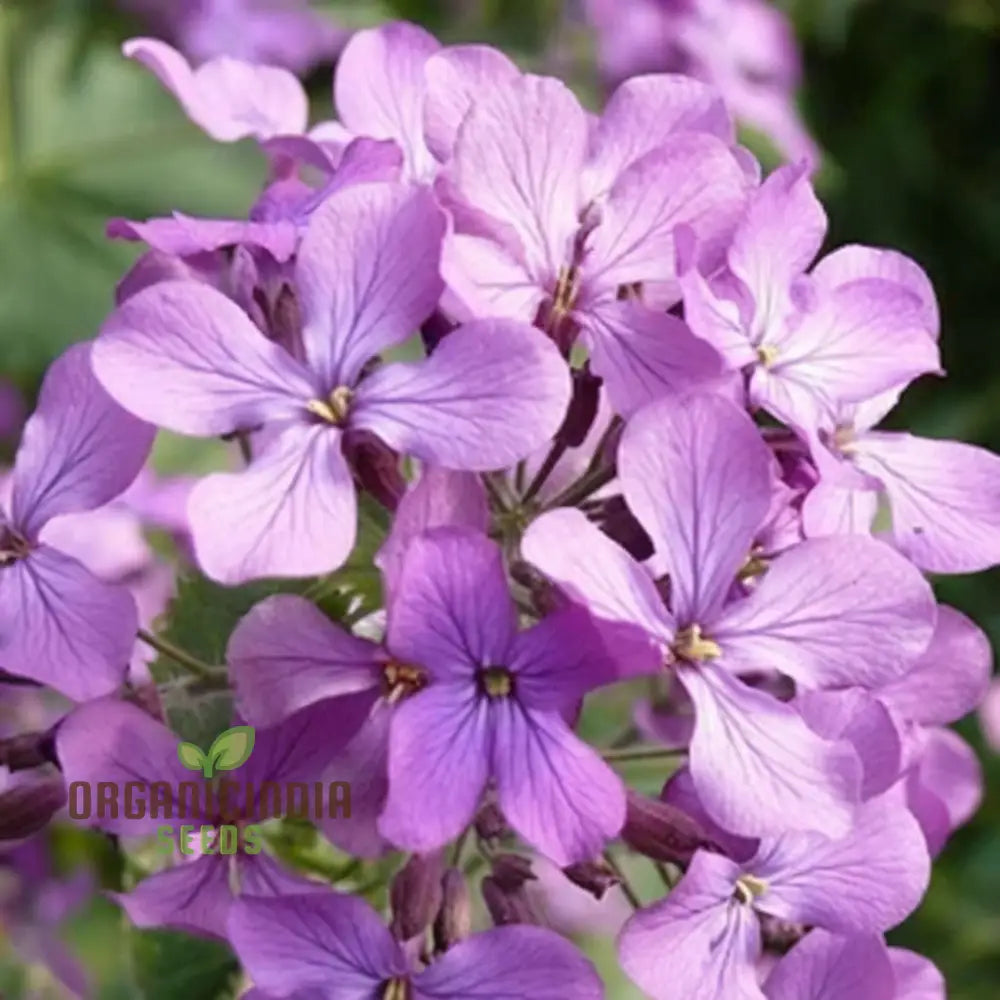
[
  {"xmin": 207, "ymin": 725, "xmax": 255, "ymax": 773},
  {"xmin": 131, "ymin": 928, "xmax": 239, "ymax": 1000},
  {"xmin": 176, "ymin": 741, "xmax": 206, "ymax": 772}
]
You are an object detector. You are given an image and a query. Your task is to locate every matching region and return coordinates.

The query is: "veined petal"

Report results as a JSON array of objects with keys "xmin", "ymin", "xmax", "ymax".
[
  {"xmin": 188, "ymin": 423, "xmax": 356, "ymax": 584},
  {"xmin": 852, "ymin": 431, "xmax": 1000, "ymax": 573},
  {"xmin": 493, "ymin": 703, "xmax": 626, "ymax": 866},
  {"xmin": 296, "ymin": 183, "xmax": 445, "ymax": 388},
  {"xmin": 619, "ymin": 393, "xmax": 773, "ymax": 623},
  {"xmin": 124, "ymin": 38, "xmax": 308, "ymax": 141},
  {"xmin": 351, "ymin": 318, "xmax": 571, "ymax": 470},
  {"xmin": 228, "ymin": 595, "xmax": 383, "ymax": 726},
  {"xmin": 682, "ymin": 663, "xmax": 860, "ymax": 838},
  {"xmin": 889, "ymin": 948, "xmax": 946, "ymax": 1000},
  {"xmin": 95, "ymin": 281, "xmax": 316, "ymax": 436},
  {"xmin": 712, "ymin": 536, "xmax": 937, "ymax": 689},
  {"xmin": 763, "ymin": 932, "xmax": 896, "ymax": 1000},
  {"xmin": 10, "ymin": 342, "xmax": 153, "ymax": 536},
  {"xmin": 334, "ymin": 22, "xmax": 441, "ymax": 180},
  {"xmin": 800, "ymin": 478, "xmax": 879, "ymax": 537},
  {"xmin": 0, "ymin": 547, "xmax": 135, "ymax": 701}
]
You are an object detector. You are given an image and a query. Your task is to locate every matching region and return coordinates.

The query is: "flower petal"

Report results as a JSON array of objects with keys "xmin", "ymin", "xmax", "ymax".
[
  {"xmin": 682, "ymin": 663, "xmax": 860, "ymax": 838},
  {"xmin": 188, "ymin": 423, "xmax": 355, "ymax": 584},
  {"xmin": 712, "ymin": 536, "xmax": 937, "ymax": 689},
  {"xmin": 889, "ymin": 948, "xmax": 946, "ymax": 1000},
  {"xmin": 619, "ymin": 393, "xmax": 773, "ymax": 623},
  {"xmin": 763, "ymin": 931, "xmax": 895, "ymax": 1000},
  {"xmin": 0, "ymin": 547, "xmax": 135, "ymax": 700},
  {"xmin": 124, "ymin": 38, "xmax": 308, "ymax": 141},
  {"xmin": 493, "ymin": 704, "xmax": 626, "ymax": 865},
  {"xmin": 95, "ymin": 281, "xmax": 315, "ymax": 436},
  {"xmin": 351, "ymin": 318, "xmax": 572, "ymax": 470},
  {"xmin": 296, "ymin": 183, "xmax": 445, "ymax": 388},
  {"xmin": 10, "ymin": 342, "xmax": 154, "ymax": 536}
]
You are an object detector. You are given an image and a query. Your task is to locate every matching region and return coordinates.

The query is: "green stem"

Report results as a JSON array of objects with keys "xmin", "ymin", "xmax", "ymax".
[
  {"xmin": 603, "ymin": 850, "xmax": 641, "ymax": 909},
  {"xmin": 521, "ymin": 440, "xmax": 567, "ymax": 505},
  {"xmin": 602, "ymin": 745, "xmax": 685, "ymax": 764},
  {"xmin": 136, "ymin": 628, "xmax": 218, "ymax": 682}
]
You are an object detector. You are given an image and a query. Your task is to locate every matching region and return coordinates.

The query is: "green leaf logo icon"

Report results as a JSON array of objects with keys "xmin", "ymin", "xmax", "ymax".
[{"xmin": 176, "ymin": 726, "xmax": 255, "ymax": 778}]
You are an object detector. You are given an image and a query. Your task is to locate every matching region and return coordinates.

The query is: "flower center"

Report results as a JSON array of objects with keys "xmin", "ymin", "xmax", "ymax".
[
  {"xmin": 756, "ymin": 344, "xmax": 779, "ymax": 368},
  {"xmin": 832, "ymin": 424, "xmax": 857, "ymax": 454},
  {"xmin": 383, "ymin": 660, "xmax": 427, "ymax": 704},
  {"xmin": 0, "ymin": 526, "xmax": 30, "ymax": 567},
  {"xmin": 478, "ymin": 666, "xmax": 514, "ymax": 699},
  {"xmin": 382, "ymin": 978, "xmax": 412, "ymax": 1000},
  {"xmin": 551, "ymin": 265, "xmax": 581, "ymax": 319},
  {"xmin": 306, "ymin": 385, "xmax": 353, "ymax": 426},
  {"xmin": 734, "ymin": 873, "xmax": 768, "ymax": 905},
  {"xmin": 671, "ymin": 625, "xmax": 721, "ymax": 664},
  {"xmin": 737, "ymin": 547, "xmax": 769, "ymax": 582}
]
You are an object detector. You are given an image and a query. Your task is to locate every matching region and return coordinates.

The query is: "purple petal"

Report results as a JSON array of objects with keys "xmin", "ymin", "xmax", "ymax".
[
  {"xmin": 521, "ymin": 508, "xmax": 673, "ymax": 675},
  {"xmin": 852, "ymin": 431, "xmax": 1000, "ymax": 573},
  {"xmin": 800, "ymin": 478, "xmax": 878, "ymax": 537},
  {"xmin": 682, "ymin": 663, "xmax": 860, "ymax": 838},
  {"xmin": 95, "ymin": 281, "xmax": 316, "ymax": 436},
  {"xmin": 0, "ymin": 547, "xmax": 135, "ymax": 700},
  {"xmin": 188, "ymin": 423, "xmax": 355, "ymax": 583},
  {"xmin": 619, "ymin": 393, "xmax": 773, "ymax": 623},
  {"xmin": 493, "ymin": 704, "xmax": 626, "ymax": 865},
  {"xmin": 752, "ymin": 792, "xmax": 930, "ymax": 933},
  {"xmin": 296, "ymin": 183, "xmax": 445, "ymax": 388},
  {"xmin": 585, "ymin": 134, "xmax": 748, "ymax": 296},
  {"xmin": 376, "ymin": 466, "xmax": 488, "ymax": 605},
  {"xmin": 889, "ymin": 948, "xmax": 946, "ymax": 1000},
  {"xmin": 351, "ymin": 318, "xmax": 572, "ymax": 470},
  {"xmin": 712, "ymin": 536, "xmax": 936, "ymax": 689},
  {"xmin": 877, "ymin": 605, "xmax": 992, "ymax": 726},
  {"xmin": 618, "ymin": 850, "xmax": 763, "ymax": 1000},
  {"xmin": 236, "ymin": 850, "xmax": 327, "ymax": 899},
  {"xmin": 107, "ymin": 214, "xmax": 298, "ymax": 262},
  {"xmin": 446, "ymin": 74, "xmax": 587, "ymax": 274},
  {"xmin": 57, "ymin": 698, "xmax": 197, "ymax": 834},
  {"xmin": 116, "ymin": 856, "xmax": 231, "ymax": 938},
  {"xmin": 763, "ymin": 931, "xmax": 895, "ymax": 1000},
  {"xmin": 334, "ymin": 22, "xmax": 440, "ymax": 180},
  {"xmin": 228, "ymin": 892, "xmax": 403, "ymax": 995},
  {"xmin": 229, "ymin": 595, "xmax": 382, "ymax": 726},
  {"xmin": 423, "ymin": 45, "xmax": 521, "ymax": 162},
  {"xmin": 980, "ymin": 680, "xmax": 1000, "ymax": 752},
  {"xmin": 10, "ymin": 343, "xmax": 153, "ymax": 537},
  {"xmin": 386, "ymin": 528, "xmax": 514, "ymax": 680},
  {"xmin": 378, "ymin": 684, "xmax": 491, "ymax": 852},
  {"xmin": 586, "ymin": 74, "xmax": 733, "ymax": 196},
  {"xmin": 580, "ymin": 300, "xmax": 722, "ymax": 417},
  {"xmin": 416, "ymin": 925, "xmax": 603, "ymax": 999},
  {"xmin": 124, "ymin": 38, "xmax": 308, "ymax": 140}
]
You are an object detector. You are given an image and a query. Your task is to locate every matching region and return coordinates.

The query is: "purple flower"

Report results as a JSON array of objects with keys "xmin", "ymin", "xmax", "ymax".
[
  {"xmin": 0, "ymin": 344, "xmax": 154, "ymax": 700},
  {"xmin": 227, "ymin": 890, "xmax": 604, "ymax": 999},
  {"xmin": 618, "ymin": 793, "xmax": 930, "ymax": 1000},
  {"xmin": 523, "ymin": 393, "xmax": 938, "ymax": 837},
  {"xmin": 56, "ymin": 698, "xmax": 336, "ymax": 938},
  {"xmin": 441, "ymin": 70, "xmax": 750, "ymax": 414},
  {"xmin": 93, "ymin": 183, "xmax": 571, "ymax": 583},
  {"xmin": 681, "ymin": 162, "xmax": 941, "ymax": 432}
]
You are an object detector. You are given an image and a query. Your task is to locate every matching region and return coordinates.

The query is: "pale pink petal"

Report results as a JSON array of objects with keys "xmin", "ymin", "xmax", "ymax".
[
  {"xmin": 95, "ymin": 281, "xmax": 316, "ymax": 436},
  {"xmin": 351, "ymin": 318, "xmax": 572, "ymax": 470},
  {"xmin": 679, "ymin": 264, "xmax": 758, "ymax": 370},
  {"xmin": 334, "ymin": 22, "xmax": 441, "ymax": 180},
  {"xmin": 619, "ymin": 393, "xmax": 773, "ymax": 622},
  {"xmin": 852, "ymin": 431, "xmax": 1000, "ymax": 573},
  {"xmin": 188, "ymin": 423, "xmax": 355, "ymax": 583},
  {"xmin": 801, "ymin": 478, "xmax": 878, "ymax": 537},
  {"xmin": 682, "ymin": 663, "xmax": 860, "ymax": 838},
  {"xmin": 296, "ymin": 183, "xmax": 445, "ymax": 387},
  {"xmin": 107, "ymin": 214, "xmax": 298, "ymax": 262},
  {"xmin": 712, "ymin": 536, "xmax": 937, "ymax": 688},
  {"xmin": 124, "ymin": 38, "xmax": 307, "ymax": 141}
]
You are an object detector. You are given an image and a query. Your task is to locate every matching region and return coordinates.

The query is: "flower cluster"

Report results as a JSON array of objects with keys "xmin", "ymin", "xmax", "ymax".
[{"xmin": 1, "ymin": 17, "xmax": 997, "ymax": 1000}]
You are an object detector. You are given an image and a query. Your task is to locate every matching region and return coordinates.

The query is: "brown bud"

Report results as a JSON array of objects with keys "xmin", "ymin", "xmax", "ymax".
[
  {"xmin": 0, "ymin": 778, "xmax": 66, "ymax": 841},
  {"xmin": 555, "ymin": 367, "xmax": 601, "ymax": 448},
  {"xmin": 622, "ymin": 789, "xmax": 712, "ymax": 864},
  {"xmin": 390, "ymin": 851, "xmax": 445, "ymax": 942},
  {"xmin": 433, "ymin": 868, "xmax": 472, "ymax": 952},
  {"xmin": 481, "ymin": 875, "xmax": 539, "ymax": 927},
  {"xmin": 562, "ymin": 860, "xmax": 619, "ymax": 900},
  {"xmin": 759, "ymin": 913, "xmax": 808, "ymax": 954},
  {"xmin": 597, "ymin": 496, "xmax": 654, "ymax": 561},
  {"xmin": 474, "ymin": 801, "xmax": 508, "ymax": 843},
  {"xmin": 345, "ymin": 432, "xmax": 406, "ymax": 512},
  {"xmin": 0, "ymin": 731, "xmax": 56, "ymax": 772},
  {"xmin": 489, "ymin": 853, "xmax": 536, "ymax": 891}
]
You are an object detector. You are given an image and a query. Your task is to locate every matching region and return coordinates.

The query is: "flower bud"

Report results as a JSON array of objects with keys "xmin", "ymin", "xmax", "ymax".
[
  {"xmin": 0, "ymin": 778, "xmax": 66, "ymax": 841},
  {"xmin": 596, "ymin": 496, "xmax": 654, "ymax": 561},
  {"xmin": 481, "ymin": 854, "xmax": 539, "ymax": 927},
  {"xmin": 433, "ymin": 868, "xmax": 471, "ymax": 952},
  {"xmin": 621, "ymin": 789, "xmax": 712, "ymax": 864},
  {"xmin": 345, "ymin": 432, "xmax": 406, "ymax": 511},
  {"xmin": 474, "ymin": 801, "xmax": 508, "ymax": 844},
  {"xmin": 561, "ymin": 859, "xmax": 619, "ymax": 900},
  {"xmin": 0, "ymin": 730, "xmax": 56, "ymax": 772},
  {"xmin": 555, "ymin": 367, "xmax": 601, "ymax": 448},
  {"xmin": 390, "ymin": 850, "xmax": 445, "ymax": 942}
]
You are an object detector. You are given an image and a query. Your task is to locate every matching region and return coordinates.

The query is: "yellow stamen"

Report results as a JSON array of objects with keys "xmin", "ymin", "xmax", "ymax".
[
  {"xmin": 833, "ymin": 424, "xmax": 857, "ymax": 454},
  {"xmin": 756, "ymin": 344, "xmax": 779, "ymax": 368},
  {"xmin": 306, "ymin": 385, "xmax": 354, "ymax": 426},
  {"xmin": 737, "ymin": 548, "xmax": 769, "ymax": 582},
  {"xmin": 735, "ymin": 874, "xmax": 769, "ymax": 904},
  {"xmin": 672, "ymin": 625, "xmax": 721, "ymax": 663},
  {"xmin": 383, "ymin": 660, "xmax": 426, "ymax": 702},
  {"xmin": 480, "ymin": 666, "xmax": 514, "ymax": 698},
  {"xmin": 382, "ymin": 978, "xmax": 411, "ymax": 1000}
]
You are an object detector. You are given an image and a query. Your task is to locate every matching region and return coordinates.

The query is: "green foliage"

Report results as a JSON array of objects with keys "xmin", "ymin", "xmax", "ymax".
[{"xmin": 131, "ymin": 929, "xmax": 239, "ymax": 1000}]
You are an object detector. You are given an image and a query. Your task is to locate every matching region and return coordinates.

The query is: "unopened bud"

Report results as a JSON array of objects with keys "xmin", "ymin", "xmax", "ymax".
[
  {"xmin": 474, "ymin": 801, "xmax": 508, "ymax": 843},
  {"xmin": 622, "ymin": 789, "xmax": 711, "ymax": 864},
  {"xmin": 390, "ymin": 851, "xmax": 445, "ymax": 942},
  {"xmin": 597, "ymin": 496, "xmax": 654, "ymax": 561},
  {"xmin": 346, "ymin": 433, "xmax": 406, "ymax": 512},
  {"xmin": 760, "ymin": 913, "xmax": 807, "ymax": 954},
  {"xmin": 556, "ymin": 367, "xmax": 601, "ymax": 448},
  {"xmin": 0, "ymin": 778, "xmax": 66, "ymax": 841},
  {"xmin": 433, "ymin": 868, "xmax": 471, "ymax": 952},
  {"xmin": 562, "ymin": 860, "xmax": 619, "ymax": 900},
  {"xmin": 481, "ymin": 854, "xmax": 538, "ymax": 927},
  {"xmin": 489, "ymin": 853, "xmax": 536, "ymax": 891},
  {"xmin": 420, "ymin": 310, "xmax": 456, "ymax": 353},
  {"xmin": 0, "ymin": 730, "xmax": 56, "ymax": 772}
]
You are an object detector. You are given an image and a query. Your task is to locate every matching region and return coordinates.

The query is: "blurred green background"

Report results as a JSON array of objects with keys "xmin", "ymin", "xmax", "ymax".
[{"xmin": 1, "ymin": 0, "xmax": 999, "ymax": 996}]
